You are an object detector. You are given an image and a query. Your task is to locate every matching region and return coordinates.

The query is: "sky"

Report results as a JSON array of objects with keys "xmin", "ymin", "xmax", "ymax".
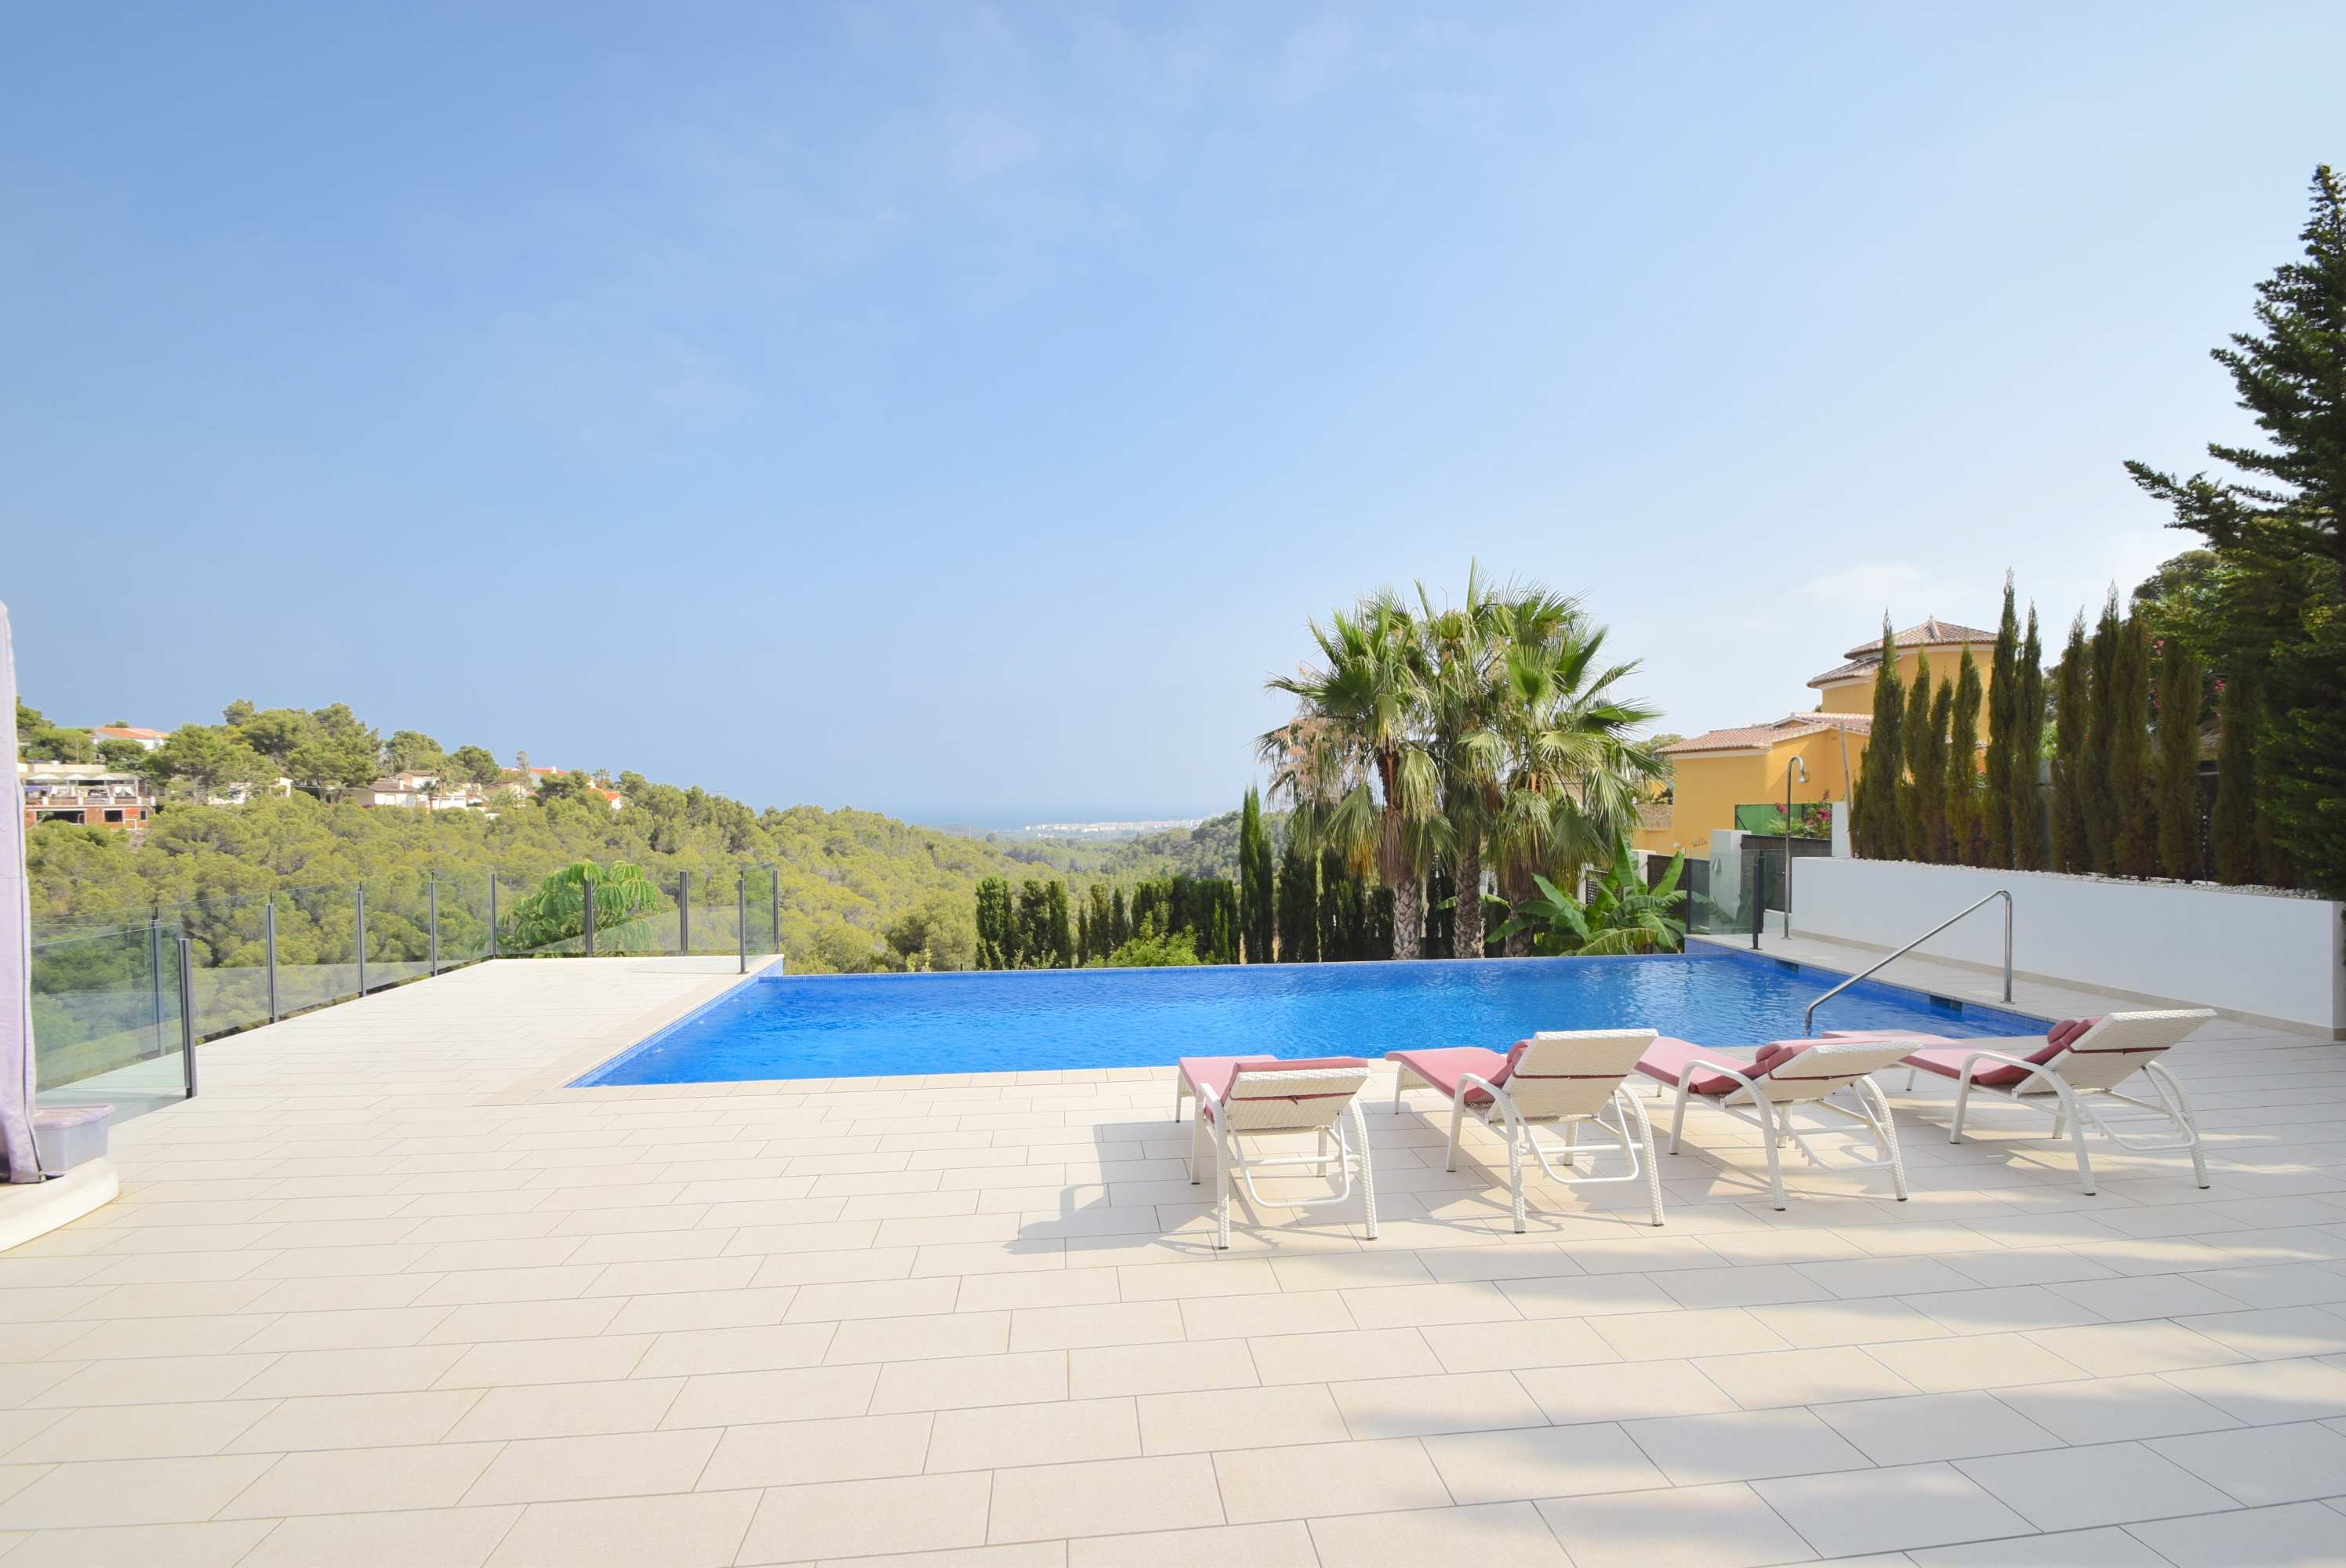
[{"xmin": 6, "ymin": 4, "xmax": 2344, "ymax": 828}]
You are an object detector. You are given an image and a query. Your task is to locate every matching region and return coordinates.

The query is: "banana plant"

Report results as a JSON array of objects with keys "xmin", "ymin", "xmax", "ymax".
[{"xmin": 1492, "ymin": 843, "xmax": 1686, "ymax": 956}]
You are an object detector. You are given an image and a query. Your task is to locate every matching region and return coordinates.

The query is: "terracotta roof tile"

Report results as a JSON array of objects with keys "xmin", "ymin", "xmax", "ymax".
[{"xmin": 1663, "ymin": 713, "xmax": 1871, "ymax": 755}]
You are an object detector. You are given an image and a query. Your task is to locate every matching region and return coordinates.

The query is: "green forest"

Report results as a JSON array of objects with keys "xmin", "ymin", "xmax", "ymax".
[{"xmin": 17, "ymin": 697, "xmax": 1242, "ymax": 975}]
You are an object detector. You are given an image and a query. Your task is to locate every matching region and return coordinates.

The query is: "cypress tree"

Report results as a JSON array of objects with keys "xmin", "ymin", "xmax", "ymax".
[
  {"xmin": 1276, "ymin": 833, "xmax": 1319, "ymax": 961},
  {"xmin": 974, "ymin": 876, "xmax": 1011, "ymax": 969},
  {"xmin": 1237, "ymin": 789, "xmax": 1269, "ymax": 962},
  {"xmin": 1919, "ymin": 680, "xmax": 1953, "ymax": 862},
  {"xmin": 1014, "ymin": 879, "xmax": 1051, "ymax": 967},
  {"xmin": 1898, "ymin": 651, "xmax": 1935, "ymax": 860},
  {"xmin": 2049, "ymin": 614, "xmax": 2091, "ymax": 873},
  {"xmin": 1946, "ymin": 646, "xmax": 1984, "ymax": 865},
  {"xmin": 1984, "ymin": 579, "xmax": 2019, "ymax": 866},
  {"xmin": 1109, "ymin": 887, "xmax": 1130, "ymax": 948},
  {"xmin": 1045, "ymin": 881, "xmax": 1075, "ymax": 967},
  {"xmin": 2010, "ymin": 608, "xmax": 2048, "ymax": 870},
  {"xmin": 2155, "ymin": 636, "xmax": 2206, "ymax": 880},
  {"xmin": 1855, "ymin": 622, "xmax": 1905, "ymax": 859},
  {"xmin": 2109, "ymin": 615, "xmax": 2157, "ymax": 877},
  {"xmin": 2212, "ymin": 670, "xmax": 2258, "ymax": 884},
  {"xmin": 2082, "ymin": 591, "xmax": 2123, "ymax": 873}
]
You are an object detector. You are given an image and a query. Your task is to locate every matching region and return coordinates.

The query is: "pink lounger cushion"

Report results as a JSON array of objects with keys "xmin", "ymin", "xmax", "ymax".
[
  {"xmin": 1894, "ymin": 1018, "xmax": 2101, "ymax": 1088},
  {"xmin": 1632, "ymin": 1037, "xmax": 1771, "ymax": 1096},
  {"xmin": 1180, "ymin": 1056, "xmax": 1368, "ymax": 1120},
  {"xmin": 1385, "ymin": 1045, "xmax": 1514, "ymax": 1105}
]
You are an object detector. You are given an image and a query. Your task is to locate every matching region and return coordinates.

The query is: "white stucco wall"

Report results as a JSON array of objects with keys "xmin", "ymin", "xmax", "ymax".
[{"xmin": 1787, "ymin": 858, "xmax": 2346, "ymax": 1035}]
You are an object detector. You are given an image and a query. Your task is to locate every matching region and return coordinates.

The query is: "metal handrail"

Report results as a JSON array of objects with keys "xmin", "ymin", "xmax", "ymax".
[{"xmin": 1804, "ymin": 888, "xmax": 2012, "ymax": 1034}]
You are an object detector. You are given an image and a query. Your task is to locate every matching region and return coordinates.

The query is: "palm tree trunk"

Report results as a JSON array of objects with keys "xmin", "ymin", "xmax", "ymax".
[
  {"xmin": 1502, "ymin": 862, "xmax": 1533, "ymax": 956},
  {"xmin": 1452, "ymin": 835, "xmax": 1484, "ymax": 959},
  {"xmin": 1389, "ymin": 873, "xmax": 1423, "ymax": 960}
]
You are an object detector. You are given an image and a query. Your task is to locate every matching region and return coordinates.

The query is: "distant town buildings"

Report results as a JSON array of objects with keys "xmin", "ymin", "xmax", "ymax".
[
  {"xmin": 86, "ymin": 725, "xmax": 167, "ymax": 752},
  {"xmin": 18, "ymin": 761, "xmax": 155, "ymax": 831}
]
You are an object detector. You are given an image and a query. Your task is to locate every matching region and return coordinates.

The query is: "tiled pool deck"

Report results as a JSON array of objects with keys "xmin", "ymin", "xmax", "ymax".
[{"xmin": 3, "ymin": 952, "xmax": 2344, "ymax": 1567}]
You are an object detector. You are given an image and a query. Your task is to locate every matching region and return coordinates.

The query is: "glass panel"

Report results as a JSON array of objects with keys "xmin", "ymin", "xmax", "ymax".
[
  {"xmin": 361, "ymin": 873, "xmax": 436, "ymax": 993},
  {"xmin": 274, "ymin": 883, "xmax": 364, "ymax": 1015},
  {"xmin": 30, "ymin": 924, "xmax": 188, "ymax": 1125}
]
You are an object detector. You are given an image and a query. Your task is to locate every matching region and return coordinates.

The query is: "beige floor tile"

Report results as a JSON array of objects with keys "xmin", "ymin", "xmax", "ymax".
[
  {"xmin": 488, "ymin": 1489, "xmax": 758, "ymax": 1567},
  {"xmin": 1306, "ymin": 1500, "xmax": 1569, "ymax": 1566},
  {"xmin": 1516, "ymin": 1358, "xmax": 1737, "ymax": 1425},
  {"xmin": 1811, "ymin": 1389, "xmax": 2061, "ymax": 1465},
  {"xmin": 1417, "ymin": 1315, "xmax": 1618, "ymax": 1374},
  {"xmin": 1212, "ymin": 1436, "xmax": 1449, "ymax": 1522},
  {"xmin": 784, "ymin": 1276, "xmax": 961, "ymax": 1323},
  {"xmin": 0, "ymin": 1519, "xmax": 275, "ymax": 1568},
  {"xmin": 1996, "ymin": 1374, "xmax": 2241, "ymax": 1444},
  {"xmin": 1113, "ymin": 1261, "xmax": 1277, "ymax": 1301},
  {"xmin": 238, "ymin": 1505, "xmax": 524, "ymax": 1568},
  {"xmin": 1954, "ymin": 1442, "xmax": 2235, "ymax": 1530},
  {"xmin": 224, "ymin": 1388, "xmax": 481, "ymax": 1452},
  {"xmin": 235, "ymin": 1306, "xmax": 452, "ymax": 1352},
  {"xmin": 1498, "ymin": 1272, "xmax": 1681, "ymax": 1319},
  {"xmin": 0, "ymin": 1454, "xmax": 277, "ymax": 1528},
  {"xmin": 828, "ymin": 1311, "xmax": 1006, "ymax": 1364},
  {"xmin": 1422, "ymin": 1422, "xmax": 1668, "ymax": 1505},
  {"xmin": 1070, "ymin": 1338, "xmax": 1255, "ymax": 1399},
  {"xmin": 1755, "ymin": 1459, "xmax": 2033, "ymax": 1557},
  {"xmin": 1246, "ymin": 1327, "xmax": 1440, "ymax": 1385},
  {"xmin": 2127, "ymin": 1498, "xmax": 2346, "ymax": 1567},
  {"xmin": 6, "ymin": 1400, "xmax": 275, "ymax": 1461},
  {"xmin": 1534, "ymin": 1479, "xmax": 1815, "ymax": 1568},
  {"xmin": 1178, "ymin": 1289, "xmax": 1356, "ymax": 1341},
  {"xmin": 1067, "ymin": 1519, "xmax": 1316, "ymax": 1568},
  {"xmin": 1011, "ymin": 1301, "xmax": 1185, "ymax": 1352},
  {"xmin": 738, "ymin": 1472, "xmax": 992, "ymax": 1562},
  {"xmin": 52, "ymin": 1316, "xmax": 273, "ymax": 1359},
  {"xmin": 235, "ymin": 1345, "xmax": 468, "ymax": 1399},
  {"xmin": 659, "ymin": 1363, "xmax": 881, "ymax": 1428},
  {"xmin": 2160, "ymin": 1354, "xmax": 2346, "ymax": 1422},
  {"xmin": 605, "ymin": 1286, "xmax": 800, "ymax": 1334},
  {"xmin": 1744, "ymin": 1297, "xmax": 1952, "ymax": 1349},
  {"xmin": 423, "ymin": 1298, "xmax": 624, "ymax": 1344},
  {"xmin": 1341, "ymin": 1282, "xmax": 1520, "ymax": 1329},
  {"xmin": 435, "ymin": 1333, "xmax": 655, "ymax": 1387},
  {"xmin": 2023, "ymin": 1322, "xmax": 2249, "ymax": 1377},
  {"xmin": 2146, "ymin": 1421, "xmax": 2346, "ymax": 1506},
  {"xmin": 1625, "ymin": 1405, "xmax": 1872, "ymax": 1486},
  {"xmin": 220, "ymin": 1440, "xmax": 504, "ymax": 1516},
  {"xmin": 869, "ymin": 1349, "xmax": 1069, "ymax": 1413},
  {"xmin": 1692, "ymin": 1345, "xmax": 1920, "ymax": 1409},
  {"xmin": 1862, "ymin": 1332, "xmax": 2088, "ymax": 1393},
  {"xmin": 445, "ymin": 1377, "xmax": 683, "ymax": 1440},
  {"xmin": 28, "ymin": 1352, "xmax": 279, "ymax": 1407},
  {"xmin": 987, "ymin": 1452, "xmax": 1222, "ymax": 1542},
  {"xmin": 1139, "ymin": 1385, "xmax": 1347, "ymax": 1454},
  {"xmin": 463, "ymin": 1428, "xmax": 721, "ymax": 1504},
  {"xmin": 927, "ymin": 1397, "xmax": 1137, "ymax": 1472},
  {"xmin": 955, "ymin": 1269, "xmax": 1122, "ymax": 1313},
  {"xmin": 1328, "ymin": 1368, "xmax": 1546, "ymax": 1438},
  {"xmin": 633, "ymin": 1321, "xmax": 834, "ymax": 1377},
  {"xmin": 699, "ymin": 1411, "xmax": 932, "ymax": 1487},
  {"xmin": 1906, "ymin": 1525, "xmax": 2165, "ymax": 1566}
]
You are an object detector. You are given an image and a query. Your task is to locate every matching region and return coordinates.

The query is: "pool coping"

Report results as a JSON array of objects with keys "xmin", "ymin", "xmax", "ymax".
[{"xmin": 557, "ymin": 944, "xmax": 2057, "ymax": 1093}]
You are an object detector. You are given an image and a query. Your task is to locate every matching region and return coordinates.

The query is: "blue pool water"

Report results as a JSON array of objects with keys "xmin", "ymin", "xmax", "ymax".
[{"xmin": 575, "ymin": 947, "xmax": 2048, "ymax": 1086}]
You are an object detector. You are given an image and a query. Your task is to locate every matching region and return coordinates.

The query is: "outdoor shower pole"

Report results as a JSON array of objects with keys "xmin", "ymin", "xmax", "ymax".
[
  {"xmin": 356, "ymin": 886, "xmax": 367, "ymax": 997},
  {"xmin": 428, "ymin": 880, "xmax": 440, "ymax": 976},
  {"xmin": 737, "ymin": 870, "xmax": 747, "ymax": 975},
  {"xmin": 177, "ymin": 935, "xmax": 198, "ymax": 1098},
  {"xmin": 583, "ymin": 875, "xmax": 597, "ymax": 959},
  {"xmin": 265, "ymin": 901, "xmax": 279, "ymax": 1023},
  {"xmin": 678, "ymin": 870, "xmax": 690, "ymax": 954}
]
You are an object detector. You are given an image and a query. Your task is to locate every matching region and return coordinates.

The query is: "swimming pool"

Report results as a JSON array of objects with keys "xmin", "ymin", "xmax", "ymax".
[{"xmin": 573, "ymin": 946, "xmax": 2048, "ymax": 1086}]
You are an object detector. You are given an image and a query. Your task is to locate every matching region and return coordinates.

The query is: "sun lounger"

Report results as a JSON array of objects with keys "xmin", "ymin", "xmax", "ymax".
[
  {"xmin": 1826, "ymin": 1007, "xmax": 2217, "ymax": 1193},
  {"xmin": 1632, "ymin": 1036, "xmax": 1914, "ymax": 1210},
  {"xmin": 1175, "ymin": 1056, "xmax": 1378, "ymax": 1250},
  {"xmin": 1387, "ymin": 1029, "xmax": 1664, "ymax": 1232}
]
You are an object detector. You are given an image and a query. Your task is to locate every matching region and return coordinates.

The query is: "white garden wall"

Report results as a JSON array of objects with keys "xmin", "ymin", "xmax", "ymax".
[{"xmin": 1787, "ymin": 857, "xmax": 2346, "ymax": 1036}]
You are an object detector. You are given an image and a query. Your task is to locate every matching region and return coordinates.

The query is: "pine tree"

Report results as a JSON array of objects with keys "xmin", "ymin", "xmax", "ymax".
[
  {"xmin": 2050, "ymin": 614, "xmax": 2091, "ymax": 873},
  {"xmin": 1946, "ymin": 646, "xmax": 1984, "ymax": 864},
  {"xmin": 2110, "ymin": 615, "xmax": 2157, "ymax": 877},
  {"xmin": 1984, "ymin": 579, "xmax": 2019, "ymax": 866},
  {"xmin": 2010, "ymin": 608, "xmax": 2048, "ymax": 870},
  {"xmin": 1854, "ymin": 622, "xmax": 1905, "ymax": 859},
  {"xmin": 2082, "ymin": 592, "xmax": 2123, "ymax": 873},
  {"xmin": 974, "ymin": 877, "xmax": 1012, "ymax": 969},
  {"xmin": 2212, "ymin": 670, "xmax": 2259, "ymax": 884},
  {"xmin": 2155, "ymin": 637, "xmax": 2205, "ymax": 880},
  {"xmin": 1898, "ymin": 651, "xmax": 1935, "ymax": 860}
]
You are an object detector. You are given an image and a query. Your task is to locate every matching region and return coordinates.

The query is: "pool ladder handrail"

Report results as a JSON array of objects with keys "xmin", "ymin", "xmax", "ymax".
[{"xmin": 1803, "ymin": 889, "xmax": 2012, "ymax": 1035}]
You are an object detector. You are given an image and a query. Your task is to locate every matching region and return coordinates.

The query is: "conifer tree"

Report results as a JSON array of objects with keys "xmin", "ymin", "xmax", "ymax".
[
  {"xmin": 2155, "ymin": 637, "xmax": 2205, "ymax": 880},
  {"xmin": 1276, "ymin": 834, "xmax": 1319, "ymax": 962},
  {"xmin": 2109, "ymin": 615, "xmax": 2157, "ymax": 877},
  {"xmin": 1854, "ymin": 622, "xmax": 1905, "ymax": 858},
  {"xmin": 1984, "ymin": 580, "xmax": 2019, "ymax": 866},
  {"xmin": 2082, "ymin": 592, "xmax": 2123, "ymax": 873},
  {"xmin": 1946, "ymin": 645, "xmax": 1984, "ymax": 865},
  {"xmin": 1898, "ymin": 651, "xmax": 1935, "ymax": 860},
  {"xmin": 2010, "ymin": 608, "xmax": 2048, "ymax": 870},
  {"xmin": 1108, "ymin": 886, "xmax": 1130, "ymax": 949},
  {"xmin": 2212, "ymin": 670, "xmax": 2259, "ymax": 884},
  {"xmin": 2049, "ymin": 614, "xmax": 2091, "ymax": 873},
  {"xmin": 974, "ymin": 876, "xmax": 1012, "ymax": 970}
]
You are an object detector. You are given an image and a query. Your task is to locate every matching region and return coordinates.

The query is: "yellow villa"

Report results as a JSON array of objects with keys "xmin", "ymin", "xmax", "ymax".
[{"xmin": 1636, "ymin": 617, "xmax": 1996, "ymax": 859}]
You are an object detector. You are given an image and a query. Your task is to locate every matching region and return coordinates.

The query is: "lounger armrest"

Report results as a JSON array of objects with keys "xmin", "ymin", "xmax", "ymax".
[
  {"xmin": 1948, "ymin": 1048, "xmax": 2054, "ymax": 1090},
  {"xmin": 1685, "ymin": 1058, "xmax": 1763, "ymax": 1098},
  {"xmin": 1456, "ymin": 1072, "xmax": 1506, "ymax": 1110}
]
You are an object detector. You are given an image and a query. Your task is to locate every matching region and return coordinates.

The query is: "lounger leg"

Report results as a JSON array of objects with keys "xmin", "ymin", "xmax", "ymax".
[
  {"xmin": 1948, "ymin": 1073, "xmax": 1973, "ymax": 1145},
  {"xmin": 1189, "ymin": 1109, "xmax": 1202, "ymax": 1184},
  {"xmin": 1172, "ymin": 1077, "xmax": 1185, "ymax": 1123},
  {"xmin": 1668, "ymin": 1083, "xmax": 1690, "ymax": 1155},
  {"xmin": 1505, "ymin": 1108, "xmax": 1526, "ymax": 1234},
  {"xmin": 1760, "ymin": 1098, "xmax": 1789, "ymax": 1211},
  {"xmin": 2056, "ymin": 1083, "xmax": 2096, "ymax": 1196},
  {"xmin": 1561, "ymin": 1119, "xmax": 1578, "ymax": 1170},
  {"xmin": 2144, "ymin": 1062, "xmax": 2210, "ymax": 1190},
  {"xmin": 1393, "ymin": 1069, "xmax": 1407, "ymax": 1114},
  {"xmin": 1618, "ymin": 1088, "xmax": 1665, "ymax": 1227},
  {"xmin": 1858, "ymin": 1077, "xmax": 1908, "ymax": 1202},
  {"xmin": 1446, "ymin": 1102, "xmax": 1464, "ymax": 1173},
  {"xmin": 1905, "ymin": 1068, "xmax": 1916, "ymax": 1093},
  {"xmin": 1352, "ymin": 1101, "xmax": 1379, "ymax": 1241},
  {"xmin": 1215, "ymin": 1127, "xmax": 1232, "ymax": 1250}
]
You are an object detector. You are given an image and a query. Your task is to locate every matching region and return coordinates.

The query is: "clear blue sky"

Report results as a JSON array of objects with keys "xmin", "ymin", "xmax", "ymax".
[{"xmin": 7, "ymin": 5, "xmax": 2342, "ymax": 826}]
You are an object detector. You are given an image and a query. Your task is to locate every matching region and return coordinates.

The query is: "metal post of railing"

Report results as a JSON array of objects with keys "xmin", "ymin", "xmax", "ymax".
[
  {"xmin": 678, "ymin": 870, "xmax": 690, "ymax": 955},
  {"xmin": 148, "ymin": 919, "xmax": 165, "ymax": 1058},
  {"xmin": 770, "ymin": 864, "xmax": 780, "ymax": 956},
  {"xmin": 1749, "ymin": 857, "xmax": 1765, "ymax": 952},
  {"xmin": 428, "ymin": 880, "xmax": 440, "ymax": 976},
  {"xmin": 583, "ymin": 875, "xmax": 597, "ymax": 959},
  {"xmin": 356, "ymin": 885, "xmax": 368, "ymax": 998},
  {"xmin": 737, "ymin": 869, "xmax": 747, "ymax": 975},
  {"xmin": 265, "ymin": 900, "xmax": 280, "ymax": 1023},
  {"xmin": 177, "ymin": 935, "xmax": 198, "ymax": 1099},
  {"xmin": 489, "ymin": 878, "xmax": 499, "ymax": 959}
]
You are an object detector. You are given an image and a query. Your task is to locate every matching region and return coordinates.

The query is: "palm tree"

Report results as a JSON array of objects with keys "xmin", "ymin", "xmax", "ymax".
[
  {"xmin": 1261, "ymin": 594, "xmax": 1443, "ymax": 960},
  {"xmin": 1489, "ymin": 619, "xmax": 1665, "ymax": 955}
]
